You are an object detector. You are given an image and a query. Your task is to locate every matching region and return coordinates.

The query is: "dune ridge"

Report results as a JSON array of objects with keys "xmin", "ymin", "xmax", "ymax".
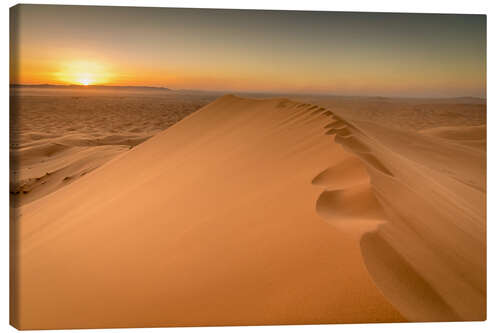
[{"xmin": 11, "ymin": 95, "xmax": 485, "ymax": 329}]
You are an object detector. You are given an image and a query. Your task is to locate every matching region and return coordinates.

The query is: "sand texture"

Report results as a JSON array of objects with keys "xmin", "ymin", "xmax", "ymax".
[{"xmin": 11, "ymin": 94, "xmax": 486, "ymax": 329}]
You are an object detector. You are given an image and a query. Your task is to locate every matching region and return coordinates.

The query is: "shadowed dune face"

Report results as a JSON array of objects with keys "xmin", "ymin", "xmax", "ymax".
[
  {"xmin": 313, "ymin": 108, "xmax": 486, "ymax": 322},
  {"xmin": 315, "ymin": 183, "xmax": 386, "ymax": 234},
  {"xmin": 12, "ymin": 95, "xmax": 405, "ymax": 329}
]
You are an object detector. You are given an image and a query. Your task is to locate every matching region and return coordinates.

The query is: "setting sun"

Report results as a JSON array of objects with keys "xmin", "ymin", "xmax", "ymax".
[
  {"xmin": 53, "ymin": 60, "xmax": 112, "ymax": 86},
  {"xmin": 76, "ymin": 76, "xmax": 94, "ymax": 86}
]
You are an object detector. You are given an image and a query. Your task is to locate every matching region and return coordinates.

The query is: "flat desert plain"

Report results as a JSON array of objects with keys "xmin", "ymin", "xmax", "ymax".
[{"xmin": 10, "ymin": 87, "xmax": 486, "ymax": 329}]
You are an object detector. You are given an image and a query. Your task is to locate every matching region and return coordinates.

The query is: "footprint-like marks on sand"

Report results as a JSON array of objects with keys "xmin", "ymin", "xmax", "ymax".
[
  {"xmin": 312, "ymin": 156, "xmax": 369, "ymax": 189},
  {"xmin": 323, "ymin": 117, "xmax": 394, "ymax": 177},
  {"xmin": 312, "ymin": 109, "xmax": 393, "ymax": 233}
]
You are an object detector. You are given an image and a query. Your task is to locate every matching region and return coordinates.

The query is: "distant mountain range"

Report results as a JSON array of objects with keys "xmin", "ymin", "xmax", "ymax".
[
  {"xmin": 10, "ymin": 84, "xmax": 172, "ymax": 91},
  {"xmin": 9, "ymin": 84, "xmax": 486, "ymax": 101}
]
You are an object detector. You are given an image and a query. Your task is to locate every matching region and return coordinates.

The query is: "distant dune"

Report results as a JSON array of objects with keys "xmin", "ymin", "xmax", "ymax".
[
  {"xmin": 11, "ymin": 95, "xmax": 485, "ymax": 329},
  {"xmin": 420, "ymin": 125, "xmax": 486, "ymax": 150}
]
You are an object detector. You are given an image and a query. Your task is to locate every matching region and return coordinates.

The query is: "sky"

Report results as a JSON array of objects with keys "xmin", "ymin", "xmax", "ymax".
[{"xmin": 10, "ymin": 5, "xmax": 486, "ymax": 97}]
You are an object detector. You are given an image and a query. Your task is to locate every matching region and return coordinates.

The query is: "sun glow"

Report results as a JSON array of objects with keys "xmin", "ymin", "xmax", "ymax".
[
  {"xmin": 76, "ymin": 76, "xmax": 93, "ymax": 86},
  {"xmin": 54, "ymin": 60, "xmax": 112, "ymax": 86}
]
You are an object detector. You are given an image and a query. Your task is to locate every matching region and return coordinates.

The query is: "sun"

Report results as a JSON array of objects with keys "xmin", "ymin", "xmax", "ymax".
[
  {"xmin": 77, "ymin": 76, "xmax": 93, "ymax": 86},
  {"xmin": 55, "ymin": 61, "xmax": 111, "ymax": 86}
]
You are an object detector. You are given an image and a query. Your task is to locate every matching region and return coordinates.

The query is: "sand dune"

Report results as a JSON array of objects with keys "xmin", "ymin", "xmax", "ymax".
[
  {"xmin": 12, "ymin": 95, "xmax": 405, "ymax": 329},
  {"xmin": 11, "ymin": 95, "xmax": 485, "ymax": 329}
]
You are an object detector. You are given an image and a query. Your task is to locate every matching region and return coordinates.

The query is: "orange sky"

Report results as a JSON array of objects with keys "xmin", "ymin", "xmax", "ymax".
[{"xmin": 10, "ymin": 5, "xmax": 486, "ymax": 97}]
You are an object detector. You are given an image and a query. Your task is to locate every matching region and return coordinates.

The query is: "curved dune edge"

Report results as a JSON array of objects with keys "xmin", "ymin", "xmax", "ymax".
[{"xmin": 313, "ymin": 111, "xmax": 486, "ymax": 322}]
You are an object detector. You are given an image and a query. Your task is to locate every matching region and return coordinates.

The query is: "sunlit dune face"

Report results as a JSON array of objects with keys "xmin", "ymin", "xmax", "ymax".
[{"xmin": 54, "ymin": 60, "xmax": 112, "ymax": 86}]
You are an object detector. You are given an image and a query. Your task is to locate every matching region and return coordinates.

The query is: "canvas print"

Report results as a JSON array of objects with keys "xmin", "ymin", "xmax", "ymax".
[{"xmin": 9, "ymin": 4, "xmax": 486, "ymax": 330}]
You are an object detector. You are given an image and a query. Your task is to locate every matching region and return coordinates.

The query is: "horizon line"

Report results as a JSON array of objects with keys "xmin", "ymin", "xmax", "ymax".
[{"xmin": 9, "ymin": 83, "xmax": 486, "ymax": 100}]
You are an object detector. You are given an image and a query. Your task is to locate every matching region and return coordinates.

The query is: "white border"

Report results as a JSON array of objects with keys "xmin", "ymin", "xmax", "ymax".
[{"xmin": 2, "ymin": 1, "xmax": 498, "ymax": 332}]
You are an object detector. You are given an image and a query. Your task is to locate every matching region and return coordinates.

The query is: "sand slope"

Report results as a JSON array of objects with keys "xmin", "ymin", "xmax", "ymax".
[
  {"xmin": 319, "ymin": 115, "xmax": 486, "ymax": 321},
  {"xmin": 12, "ymin": 95, "xmax": 405, "ymax": 329}
]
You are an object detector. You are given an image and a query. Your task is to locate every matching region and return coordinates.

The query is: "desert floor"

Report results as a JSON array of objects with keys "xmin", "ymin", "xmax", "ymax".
[{"xmin": 10, "ymin": 87, "xmax": 486, "ymax": 329}]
